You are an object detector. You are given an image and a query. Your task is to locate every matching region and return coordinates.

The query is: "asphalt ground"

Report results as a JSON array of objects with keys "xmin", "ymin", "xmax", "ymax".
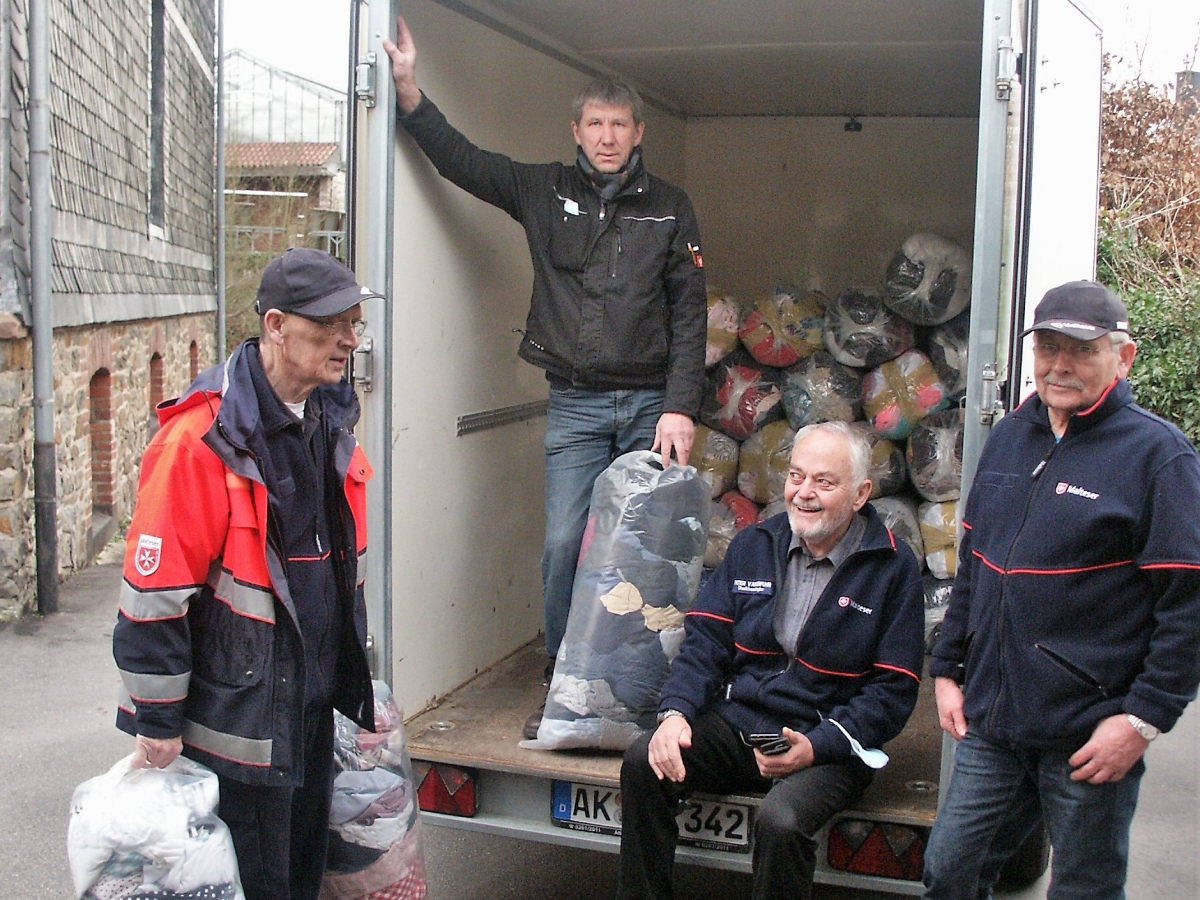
[{"xmin": 2, "ymin": 560, "xmax": 1195, "ymax": 900}]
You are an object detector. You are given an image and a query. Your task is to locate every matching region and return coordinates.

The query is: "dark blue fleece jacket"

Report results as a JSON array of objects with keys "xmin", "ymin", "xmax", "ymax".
[
  {"xmin": 659, "ymin": 506, "xmax": 924, "ymax": 765},
  {"xmin": 930, "ymin": 379, "xmax": 1200, "ymax": 748}
]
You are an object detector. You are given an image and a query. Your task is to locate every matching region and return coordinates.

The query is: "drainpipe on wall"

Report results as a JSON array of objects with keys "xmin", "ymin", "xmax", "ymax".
[
  {"xmin": 215, "ymin": 0, "xmax": 225, "ymax": 358},
  {"xmin": 29, "ymin": 0, "xmax": 57, "ymax": 613}
]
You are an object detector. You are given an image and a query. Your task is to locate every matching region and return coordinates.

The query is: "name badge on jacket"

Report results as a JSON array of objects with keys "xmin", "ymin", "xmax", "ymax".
[{"xmin": 732, "ymin": 579, "xmax": 773, "ymax": 595}]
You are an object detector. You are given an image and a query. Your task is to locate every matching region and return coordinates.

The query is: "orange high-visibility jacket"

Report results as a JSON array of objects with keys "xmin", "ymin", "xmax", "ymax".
[{"xmin": 113, "ymin": 342, "xmax": 375, "ymax": 785}]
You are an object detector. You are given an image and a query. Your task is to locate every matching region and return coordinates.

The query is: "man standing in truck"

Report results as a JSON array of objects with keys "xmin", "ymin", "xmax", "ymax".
[
  {"xmin": 112, "ymin": 249, "xmax": 379, "ymax": 900},
  {"xmin": 383, "ymin": 15, "xmax": 707, "ymax": 738},
  {"xmin": 618, "ymin": 422, "xmax": 925, "ymax": 900},
  {"xmin": 923, "ymin": 281, "xmax": 1200, "ymax": 900}
]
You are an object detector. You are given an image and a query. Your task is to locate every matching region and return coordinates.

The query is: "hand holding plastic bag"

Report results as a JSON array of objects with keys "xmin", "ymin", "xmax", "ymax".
[{"xmin": 67, "ymin": 754, "xmax": 244, "ymax": 900}]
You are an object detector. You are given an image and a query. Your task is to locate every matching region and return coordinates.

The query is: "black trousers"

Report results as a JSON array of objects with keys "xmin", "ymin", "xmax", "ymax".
[
  {"xmin": 617, "ymin": 711, "xmax": 873, "ymax": 900},
  {"xmin": 217, "ymin": 706, "xmax": 335, "ymax": 900}
]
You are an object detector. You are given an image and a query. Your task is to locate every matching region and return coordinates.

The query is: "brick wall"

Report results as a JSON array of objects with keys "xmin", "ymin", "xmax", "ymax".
[{"xmin": 0, "ymin": 312, "xmax": 215, "ymax": 619}]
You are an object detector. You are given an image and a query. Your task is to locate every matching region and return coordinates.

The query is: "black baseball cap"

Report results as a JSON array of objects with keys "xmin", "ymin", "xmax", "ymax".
[
  {"xmin": 254, "ymin": 248, "xmax": 383, "ymax": 317},
  {"xmin": 1022, "ymin": 280, "xmax": 1129, "ymax": 342}
]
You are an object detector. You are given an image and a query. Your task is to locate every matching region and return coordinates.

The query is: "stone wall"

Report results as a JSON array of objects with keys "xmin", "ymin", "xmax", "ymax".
[{"xmin": 0, "ymin": 311, "xmax": 215, "ymax": 619}]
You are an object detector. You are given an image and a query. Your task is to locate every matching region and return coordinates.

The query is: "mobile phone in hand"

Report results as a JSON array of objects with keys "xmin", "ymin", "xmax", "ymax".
[{"xmin": 748, "ymin": 732, "xmax": 791, "ymax": 756}]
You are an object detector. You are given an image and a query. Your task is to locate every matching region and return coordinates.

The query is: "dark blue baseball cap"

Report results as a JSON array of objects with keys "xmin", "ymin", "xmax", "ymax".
[
  {"xmin": 1022, "ymin": 280, "xmax": 1129, "ymax": 342},
  {"xmin": 254, "ymin": 248, "xmax": 383, "ymax": 317}
]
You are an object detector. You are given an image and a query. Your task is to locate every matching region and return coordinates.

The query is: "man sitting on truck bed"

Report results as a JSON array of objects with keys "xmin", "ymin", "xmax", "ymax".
[
  {"xmin": 384, "ymin": 15, "xmax": 707, "ymax": 739},
  {"xmin": 923, "ymin": 281, "xmax": 1200, "ymax": 900},
  {"xmin": 618, "ymin": 421, "xmax": 925, "ymax": 900}
]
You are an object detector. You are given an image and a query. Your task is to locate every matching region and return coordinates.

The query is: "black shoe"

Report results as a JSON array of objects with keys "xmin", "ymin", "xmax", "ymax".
[{"xmin": 523, "ymin": 698, "xmax": 547, "ymax": 741}]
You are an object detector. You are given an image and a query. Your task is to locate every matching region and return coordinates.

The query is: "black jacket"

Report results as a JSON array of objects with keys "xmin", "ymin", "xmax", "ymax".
[{"xmin": 399, "ymin": 94, "xmax": 707, "ymax": 416}]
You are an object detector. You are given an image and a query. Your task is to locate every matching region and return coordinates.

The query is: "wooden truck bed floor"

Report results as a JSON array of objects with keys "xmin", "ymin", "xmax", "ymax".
[{"xmin": 405, "ymin": 640, "xmax": 942, "ymax": 823}]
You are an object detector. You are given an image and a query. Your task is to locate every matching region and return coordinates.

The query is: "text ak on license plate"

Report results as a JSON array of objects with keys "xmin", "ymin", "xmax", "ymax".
[{"xmin": 552, "ymin": 781, "xmax": 752, "ymax": 852}]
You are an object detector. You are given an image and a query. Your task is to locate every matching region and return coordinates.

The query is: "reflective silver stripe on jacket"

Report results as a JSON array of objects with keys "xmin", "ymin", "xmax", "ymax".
[
  {"xmin": 182, "ymin": 719, "xmax": 273, "ymax": 767},
  {"xmin": 356, "ymin": 547, "xmax": 367, "ymax": 586},
  {"xmin": 119, "ymin": 668, "xmax": 190, "ymax": 702},
  {"xmin": 119, "ymin": 580, "xmax": 196, "ymax": 621},
  {"xmin": 206, "ymin": 561, "xmax": 276, "ymax": 623}
]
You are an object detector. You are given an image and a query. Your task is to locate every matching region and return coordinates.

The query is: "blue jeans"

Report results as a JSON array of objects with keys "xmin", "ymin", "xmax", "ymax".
[
  {"xmin": 923, "ymin": 729, "xmax": 1144, "ymax": 900},
  {"xmin": 541, "ymin": 386, "xmax": 663, "ymax": 657}
]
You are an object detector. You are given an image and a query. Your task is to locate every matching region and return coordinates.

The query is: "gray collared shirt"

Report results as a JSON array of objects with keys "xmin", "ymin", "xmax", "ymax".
[{"xmin": 773, "ymin": 513, "xmax": 867, "ymax": 656}]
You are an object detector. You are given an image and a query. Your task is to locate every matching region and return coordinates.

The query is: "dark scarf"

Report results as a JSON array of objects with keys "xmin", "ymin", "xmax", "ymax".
[{"xmin": 576, "ymin": 147, "xmax": 642, "ymax": 200}]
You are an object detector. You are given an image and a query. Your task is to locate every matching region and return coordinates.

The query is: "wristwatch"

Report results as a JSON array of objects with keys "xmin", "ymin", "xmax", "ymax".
[
  {"xmin": 657, "ymin": 709, "xmax": 687, "ymax": 724},
  {"xmin": 1127, "ymin": 714, "xmax": 1159, "ymax": 741}
]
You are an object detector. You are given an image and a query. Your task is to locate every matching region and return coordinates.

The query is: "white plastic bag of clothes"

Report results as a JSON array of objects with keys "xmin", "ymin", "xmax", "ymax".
[
  {"xmin": 883, "ymin": 233, "xmax": 972, "ymax": 326},
  {"xmin": 869, "ymin": 495, "xmax": 926, "ymax": 574},
  {"xmin": 926, "ymin": 308, "xmax": 971, "ymax": 400},
  {"xmin": 823, "ymin": 287, "xmax": 915, "ymax": 369},
  {"xmin": 705, "ymin": 287, "xmax": 742, "ymax": 368},
  {"xmin": 907, "ymin": 410, "xmax": 964, "ymax": 503},
  {"xmin": 692, "ymin": 423, "xmax": 740, "ymax": 499},
  {"xmin": 323, "ymin": 680, "xmax": 427, "ymax": 900},
  {"xmin": 526, "ymin": 451, "xmax": 709, "ymax": 750},
  {"xmin": 699, "ymin": 348, "xmax": 786, "ymax": 441},
  {"xmin": 782, "ymin": 350, "xmax": 862, "ymax": 429},
  {"xmin": 738, "ymin": 283, "xmax": 826, "ymax": 369},
  {"xmin": 737, "ymin": 419, "xmax": 796, "ymax": 505},
  {"xmin": 861, "ymin": 348, "xmax": 951, "ymax": 440},
  {"xmin": 67, "ymin": 754, "xmax": 245, "ymax": 900},
  {"xmin": 919, "ymin": 500, "xmax": 959, "ymax": 580},
  {"xmin": 848, "ymin": 422, "xmax": 908, "ymax": 500}
]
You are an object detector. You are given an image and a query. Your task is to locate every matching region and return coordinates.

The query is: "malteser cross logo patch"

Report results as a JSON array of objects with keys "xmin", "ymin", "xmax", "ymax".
[
  {"xmin": 1056, "ymin": 482, "xmax": 1099, "ymax": 500},
  {"xmin": 135, "ymin": 534, "xmax": 163, "ymax": 576}
]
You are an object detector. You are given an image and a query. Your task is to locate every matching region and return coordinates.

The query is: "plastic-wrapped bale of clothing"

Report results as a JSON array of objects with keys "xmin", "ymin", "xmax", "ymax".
[
  {"xmin": 869, "ymin": 495, "xmax": 926, "ymax": 574},
  {"xmin": 706, "ymin": 490, "xmax": 761, "ymax": 568},
  {"xmin": 923, "ymin": 575, "xmax": 955, "ymax": 654},
  {"xmin": 823, "ymin": 287, "xmax": 915, "ymax": 369},
  {"xmin": 737, "ymin": 419, "xmax": 796, "ymax": 505},
  {"xmin": 706, "ymin": 287, "xmax": 742, "ymax": 368},
  {"xmin": 738, "ymin": 283, "xmax": 826, "ymax": 368},
  {"xmin": 322, "ymin": 680, "xmax": 427, "ymax": 900},
  {"xmin": 925, "ymin": 308, "xmax": 971, "ymax": 400},
  {"xmin": 919, "ymin": 500, "xmax": 959, "ymax": 580},
  {"xmin": 861, "ymin": 348, "xmax": 951, "ymax": 440},
  {"xmin": 527, "ymin": 451, "xmax": 709, "ymax": 750},
  {"xmin": 882, "ymin": 234, "xmax": 972, "ymax": 326},
  {"xmin": 699, "ymin": 348, "xmax": 785, "ymax": 441},
  {"xmin": 907, "ymin": 410, "xmax": 964, "ymax": 503},
  {"xmin": 68, "ymin": 755, "xmax": 245, "ymax": 900},
  {"xmin": 692, "ymin": 423, "xmax": 740, "ymax": 499},
  {"xmin": 758, "ymin": 497, "xmax": 788, "ymax": 522},
  {"xmin": 782, "ymin": 350, "xmax": 863, "ymax": 429},
  {"xmin": 848, "ymin": 422, "xmax": 907, "ymax": 499}
]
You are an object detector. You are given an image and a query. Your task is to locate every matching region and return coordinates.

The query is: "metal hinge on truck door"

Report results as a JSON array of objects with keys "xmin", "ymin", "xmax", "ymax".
[
  {"xmin": 996, "ymin": 36, "xmax": 1017, "ymax": 101},
  {"xmin": 353, "ymin": 336, "xmax": 373, "ymax": 392},
  {"xmin": 979, "ymin": 363, "xmax": 1005, "ymax": 425},
  {"xmin": 356, "ymin": 52, "xmax": 377, "ymax": 108}
]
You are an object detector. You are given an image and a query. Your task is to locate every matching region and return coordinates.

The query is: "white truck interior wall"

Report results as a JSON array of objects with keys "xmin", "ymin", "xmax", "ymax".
[
  {"xmin": 387, "ymin": 0, "xmax": 687, "ymax": 714},
  {"xmin": 683, "ymin": 117, "xmax": 980, "ymax": 299}
]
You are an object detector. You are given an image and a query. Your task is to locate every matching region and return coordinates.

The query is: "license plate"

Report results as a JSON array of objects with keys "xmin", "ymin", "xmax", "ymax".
[{"xmin": 551, "ymin": 781, "xmax": 752, "ymax": 852}]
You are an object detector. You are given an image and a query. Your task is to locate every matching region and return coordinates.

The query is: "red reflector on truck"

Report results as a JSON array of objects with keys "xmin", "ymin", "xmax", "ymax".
[
  {"xmin": 413, "ymin": 761, "xmax": 478, "ymax": 817},
  {"xmin": 827, "ymin": 819, "xmax": 927, "ymax": 881}
]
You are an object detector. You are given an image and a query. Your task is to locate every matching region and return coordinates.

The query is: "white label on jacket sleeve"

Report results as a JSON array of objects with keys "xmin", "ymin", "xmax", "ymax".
[{"xmin": 135, "ymin": 534, "xmax": 164, "ymax": 576}]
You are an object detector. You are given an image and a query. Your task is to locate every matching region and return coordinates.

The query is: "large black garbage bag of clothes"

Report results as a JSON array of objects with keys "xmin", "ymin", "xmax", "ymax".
[
  {"xmin": 824, "ymin": 287, "xmax": 915, "ymax": 369},
  {"xmin": 68, "ymin": 755, "xmax": 246, "ymax": 900},
  {"xmin": 323, "ymin": 681, "xmax": 427, "ymax": 900},
  {"xmin": 699, "ymin": 348, "xmax": 785, "ymax": 441},
  {"xmin": 883, "ymin": 233, "xmax": 972, "ymax": 325},
  {"xmin": 782, "ymin": 350, "xmax": 862, "ymax": 428},
  {"xmin": 907, "ymin": 410, "xmax": 964, "ymax": 503},
  {"xmin": 525, "ymin": 451, "xmax": 709, "ymax": 750},
  {"xmin": 925, "ymin": 308, "xmax": 971, "ymax": 400}
]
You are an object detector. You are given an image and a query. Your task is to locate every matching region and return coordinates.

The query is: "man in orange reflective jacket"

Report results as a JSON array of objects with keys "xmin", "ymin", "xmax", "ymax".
[{"xmin": 113, "ymin": 249, "xmax": 380, "ymax": 900}]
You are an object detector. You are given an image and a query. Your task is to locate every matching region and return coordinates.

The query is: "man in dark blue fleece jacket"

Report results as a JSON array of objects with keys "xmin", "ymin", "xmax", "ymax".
[
  {"xmin": 617, "ymin": 422, "xmax": 925, "ymax": 900},
  {"xmin": 923, "ymin": 281, "xmax": 1200, "ymax": 900}
]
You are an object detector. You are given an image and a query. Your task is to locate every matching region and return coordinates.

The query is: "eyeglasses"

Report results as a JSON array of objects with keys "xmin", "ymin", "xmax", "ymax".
[
  {"xmin": 290, "ymin": 313, "xmax": 367, "ymax": 338},
  {"xmin": 1032, "ymin": 338, "xmax": 1107, "ymax": 362}
]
